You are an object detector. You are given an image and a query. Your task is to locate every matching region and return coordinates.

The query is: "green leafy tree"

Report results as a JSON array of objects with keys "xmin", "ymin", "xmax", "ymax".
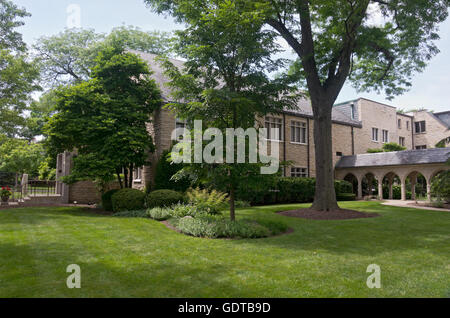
[
  {"xmin": 0, "ymin": 138, "xmax": 46, "ymax": 183},
  {"xmin": 154, "ymin": 149, "xmax": 191, "ymax": 192},
  {"xmin": 146, "ymin": 0, "xmax": 449, "ymax": 211},
  {"xmin": 0, "ymin": 0, "xmax": 40, "ymax": 137},
  {"xmin": 44, "ymin": 46, "xmax": 162, "ymax": 188},
  {"xmin": 34, "ymin": 26, "xmax": 172, "ymax": 87},
  {"xmin": 156, "ymin": 1, "xmax": 297, "ymax": 220}
]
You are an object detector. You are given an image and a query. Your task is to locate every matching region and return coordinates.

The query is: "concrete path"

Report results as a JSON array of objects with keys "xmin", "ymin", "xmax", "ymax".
[{"xmin": 381, "ymin": 200, "xmax": 450, "ymax": 212}]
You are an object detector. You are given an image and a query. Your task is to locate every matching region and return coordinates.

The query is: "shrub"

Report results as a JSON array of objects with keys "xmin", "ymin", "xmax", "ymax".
[
  {"xmin": 431, "ymin": 170, "xmax": 450, "ymax": 202},
  {"xmin": 113, "ymin": 210, "xmax": 148, "ymax": 218},
  {"xmin": 147, "ymin": 207, "xmax": 172, "ymax": 221},
  {"xmin": 111, "ymin": 188, "xmax": 146, "ymax": 212},
  {"xmin": 335, "ymin": 180, "xmax": 353, "ymax": 195},
  {"xmin": 171, "ymin": 216, "xmax": 273, "ymax": 239},
  {"xmin": 154, "ymin": 150, "xmax": 191, "ymax": 192},
  {"xmin": 169, "ymin": 203, "xmax": 201, "ymax": 218},
  {"xmin": 186, "ymin": 187, "xmax": 228, "ymax": 215},
  {"xmin": 101, "ymin": 189, "xmax": 120, "ymax": 211},
  {"xmin": 146, "ymin": 189, "xmax": 185, "ymax": 208},
  {"xmin": 336, "ymin": 193, "xmax": 356, "ymax": 201}
]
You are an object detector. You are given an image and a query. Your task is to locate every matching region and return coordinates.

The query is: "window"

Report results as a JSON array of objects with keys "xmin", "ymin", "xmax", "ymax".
[
  {"xmin": 416, "ymin": 145, "xmax": 427, "ymax": 150},
  {"xmin": 398, "ymin": 119, "xmax": 402, "ymax": 129},
  {"xmin": 382, "ymin": 130, "xmax": 389, "ymax": 143},
  {"xmin": 290, "ymin": 121, "xmax": 307, "ymax": 144},
  {"xmin": 372, "ymin": 128, "xmax": 379, "ymax": 142},
  {"xmin": 265, "ymin": 117, "xmax": 283, "ymax": 141},
  {"xmin": 350, "ymin": 104, "xmax": 356, "ymax": 120},
  {"xmin": 133, "ymin": 167, "xmax": 143, "ymax": 182},
  {"xmin": 415, "ymin": 121, "xmax": 426, "ymax": 133},
  {"xmin": 291, "ymin": 167, "xmax": 308, "ymax": 178},
  {"xmin": 336, "ymin": 152, "xmax": 343, "ymax": 157},
  {"xmin": 399, "ymin": 137, "xmax": 405, "ymax": 147},
  {"xmin": 406, "ymin": 121, "xmax": 410, "ymax": 131}
]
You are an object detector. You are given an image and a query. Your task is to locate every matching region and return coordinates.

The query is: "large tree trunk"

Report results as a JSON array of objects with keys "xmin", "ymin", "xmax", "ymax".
[{"xmin": 310, "ymin": 100, "xmax": 339, "ymax": 211}]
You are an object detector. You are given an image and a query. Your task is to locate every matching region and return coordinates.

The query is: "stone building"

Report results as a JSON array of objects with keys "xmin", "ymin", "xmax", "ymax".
[{"xmin": 61, "ymin": 51, "xmax": 450, "ymax": 203}]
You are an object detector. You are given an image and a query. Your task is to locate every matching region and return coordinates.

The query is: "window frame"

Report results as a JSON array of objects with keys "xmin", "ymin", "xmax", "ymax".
[
  {"xmin": 372, "ymin": 128, "xmax": 379, "ymax": 142},
  {"xmin": 290, "ymin": 120, "xmax": 308, "ymax": 144},
  {"xmin": 415, "ymin": 121, "xmax": 426, "ymax": 134},
  {"xmin": 291, "ymin": 167, "xmax": 308, "ymax": 178},
  {"xmin": 382, "ymin": 129, "xmax": 389, "ymax": 143},
  {"xmin": 399, "ymin": 137, "xmax": 405, "ymax": 147},
  {"xmin": 265, "ymin": 116, "xmax": 284, "ymax": 141}
]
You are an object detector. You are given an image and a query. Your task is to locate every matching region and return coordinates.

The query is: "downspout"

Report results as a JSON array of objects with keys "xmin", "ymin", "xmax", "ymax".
[
  {"xmin": 283, "ymin": 113, "xmax": 287, "ymax": 177},
  {"xmin": 307, "ymin": 118, "xmax": 311, "ymax": 177},
  {"xmin": 351, "ymin": 126, "xmax": 355, "ymax": 155}
]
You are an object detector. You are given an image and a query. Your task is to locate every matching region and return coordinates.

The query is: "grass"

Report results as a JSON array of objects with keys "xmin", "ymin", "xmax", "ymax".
[{"xmin": 0, "ymin": 201, "xmax": 448, "ymax": 298}]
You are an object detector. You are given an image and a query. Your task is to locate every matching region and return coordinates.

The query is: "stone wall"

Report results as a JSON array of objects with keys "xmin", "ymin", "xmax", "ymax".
[
  {"xmin": 412, "ymin": 111, "xmax": 449, "ymax": 149},
  {"xmin": 69, "ymin": 181, "xmax": 120, "ymax": 204}
]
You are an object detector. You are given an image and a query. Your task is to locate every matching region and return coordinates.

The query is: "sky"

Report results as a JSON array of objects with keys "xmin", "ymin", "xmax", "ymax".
[{"xmin": 12, "ymin": 0, "xmax": 450, "ymax": 113}]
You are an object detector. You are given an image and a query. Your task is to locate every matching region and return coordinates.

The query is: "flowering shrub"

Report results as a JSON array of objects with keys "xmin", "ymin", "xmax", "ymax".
[{"xmin": 1, "ymin": 187, "xmax": 12, "ymax": 199}]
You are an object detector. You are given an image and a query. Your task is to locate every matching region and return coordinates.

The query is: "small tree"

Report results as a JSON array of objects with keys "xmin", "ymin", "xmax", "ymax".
[
  {"xmin": 368, "ymin": 142, "xmax": 406, "ymax": 153},
  {"xmin": 157, "ymin": 1, "xmax": 297, "ymax": 220}
]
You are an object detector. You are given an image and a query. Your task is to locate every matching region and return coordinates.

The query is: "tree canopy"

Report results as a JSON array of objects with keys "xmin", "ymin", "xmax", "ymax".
[
  {"xmin": 146, "ymin": 0, "xmax": 450, "ymax": 211},
  {"xmin": 44, "ymin": 46, "xmax": 162, "ymax": 188},
  {"xmin": 155, "ymin": 0, "xmax": 296, "ymax": 219},
  {"xmin": 0, "ymin": 0, "xmax": 40, "ymax": 137}
]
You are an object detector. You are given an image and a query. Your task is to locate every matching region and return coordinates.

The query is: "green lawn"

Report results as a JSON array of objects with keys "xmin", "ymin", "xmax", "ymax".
[{"xmin": 0, "ymin": 201, "xmax": 449, "ymax": 298}]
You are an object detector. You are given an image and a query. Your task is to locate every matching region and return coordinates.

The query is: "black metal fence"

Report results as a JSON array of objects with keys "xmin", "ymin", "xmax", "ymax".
[{"xmin": 27, "ymin": 180, "xmax": 56, "ymax": 196}]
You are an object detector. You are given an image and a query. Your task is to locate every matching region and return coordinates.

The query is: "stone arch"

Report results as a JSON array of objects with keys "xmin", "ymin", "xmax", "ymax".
[
  {"xmin": 405, "ymin": 170, "xmax": 427, "ymax": 201},
  {"xmin": 381, "ymin": 171, "xmax": 401, "ymax": 200},
  {"xmin": 361, "ymin": 172, "xmax": 378, "ymax": 198},
  {"xmin": 343, "ymin": 173, "xmax": 358, "ymax": 196}
]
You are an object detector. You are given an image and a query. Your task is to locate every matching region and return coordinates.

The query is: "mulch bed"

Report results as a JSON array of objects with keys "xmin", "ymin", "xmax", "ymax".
[{"xmin": 278, "ymin": 208, "xmax": 380, "ymax": 220}]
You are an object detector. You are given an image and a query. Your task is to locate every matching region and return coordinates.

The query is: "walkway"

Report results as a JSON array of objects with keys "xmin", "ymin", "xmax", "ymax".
[{"xmin": 381, "ymin": 200, "xmax": 450, "ymax": 212}]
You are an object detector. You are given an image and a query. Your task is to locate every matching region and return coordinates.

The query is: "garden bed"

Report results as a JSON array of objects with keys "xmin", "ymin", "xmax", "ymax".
[{"xmin": 278, "ymin": 208, "xmax": 380, "ymax": 220}]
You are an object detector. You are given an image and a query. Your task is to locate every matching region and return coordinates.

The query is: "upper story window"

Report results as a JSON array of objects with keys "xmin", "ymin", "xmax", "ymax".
[
  {"xmin": 372, "ymin": 128, "xmax": 379, "ymax": 142},
  {"xmin": 290, "ymin": 121, "xmax": 307, "ymax": 144},
  {"xmin": 133, "ymin": 167, "xmax": 143, "ymax": 182},
  {"xmin": 291, "ymin": 167, "xmax": 308, "ymax": 178},
  {"xmin": 399, "ymin": 137, "xmax": 405, "ymax": 147},
  {"xmin": 265, "ymin": 116, "xmax": 283, "ymax": 141},
  {"xmin": 382, "ymin": 130, "xmax": 389, "ymax": 143},
  {"xmin": 415, "ymin": 121, "xmax": 426, "ymax": 134},
  {"xmin": 406, "ymin": 121, "xmax": 410, "ymax": 131},
  {"xmin": 398, "ymin": 119, "xmax": 402, "ymax": 129},
  {"xmin": 350, "ymin": 104, "xmax": 356, "ymax": 120}
]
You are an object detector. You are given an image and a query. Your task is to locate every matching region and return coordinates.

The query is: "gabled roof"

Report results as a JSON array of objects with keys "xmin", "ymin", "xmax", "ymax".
[
  {"xmin": 433, "ymin": 111, "xmax": 450, "ymax": 129},
  {"xmin": 336, "ymin": 148, "xmax": 450, "ymax": 169},
  {"xmin": 133, "ymin": 50, "xmax": 361, "ymax": 127}
]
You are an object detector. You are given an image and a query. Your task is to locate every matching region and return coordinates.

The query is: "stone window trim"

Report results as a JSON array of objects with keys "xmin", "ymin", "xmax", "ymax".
[
  {"xmin": 399, "ymin": 137, "xmax": 405, "ymax": 147},
  {"xmin": 133, "ymin": 167, "xmax": 143, "ymax": 183},
  {"xmin": 290, "ymin": 120, "xmax": 308, "ymax": 145},
  {"xmin": 264, "ymin": 116, "xmax": 284, "ymax": 141},
  {"xmin": 291, "ymin": 167, "xmax": 308, "ymax": 178},
  {"xmin": 415, "ymin": 121, "xmax": 426, "ymax": 134},
  {"xmin": 372, "ymin": 127, "xmax": 379, "ymax": 142},
  {"xmin": 382, "ymin": 129, "xmax": 389, "ymax": 143}
]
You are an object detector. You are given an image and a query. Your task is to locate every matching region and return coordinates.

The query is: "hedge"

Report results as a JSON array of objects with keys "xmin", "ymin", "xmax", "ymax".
[
  {"xmin": 146, "ymin": 189, "xmax": 185, "ymax": 208},
  {"xmin": 237, "ymin": 177, "xmax": 354, "ymax": 205},
  {"xmin": 111, "ymin": 188, "xmax": 146, "ymax": 212}
]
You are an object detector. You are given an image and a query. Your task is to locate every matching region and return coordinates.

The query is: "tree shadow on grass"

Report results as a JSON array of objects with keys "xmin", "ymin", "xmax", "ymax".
[{"xmin": 232, "ymin": 203, "xmax": 450, "ymax": 257}]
